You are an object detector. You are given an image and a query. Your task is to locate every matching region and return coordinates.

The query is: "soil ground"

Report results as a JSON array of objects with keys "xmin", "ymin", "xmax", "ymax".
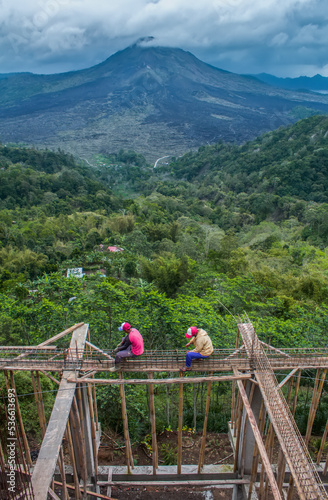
[
  {"xmin": 97, "ymin": 430, "xmax": 234, "ymax": 499},
  {"xmin": 109, "ymin": 485, "xmax": 233, "ymax": 499},
  {"xmin": 98, "ymin": 430, "xmax": 234, "ymax": 467}
]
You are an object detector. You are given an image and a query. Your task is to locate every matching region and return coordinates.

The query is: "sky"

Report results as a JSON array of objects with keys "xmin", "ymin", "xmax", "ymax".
[{"xmin": 1, "ymin": 0, "xmax": 328, "ymax": 77}]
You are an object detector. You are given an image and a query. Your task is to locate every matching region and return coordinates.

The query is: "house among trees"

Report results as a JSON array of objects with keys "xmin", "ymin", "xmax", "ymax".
[
  {"xmin": 66, "ymin": 268, "xmax": 84, "ymax": 278},
  {"xmin": 99, "ymin": 244, "xmax": 123, "ymax": 252}
]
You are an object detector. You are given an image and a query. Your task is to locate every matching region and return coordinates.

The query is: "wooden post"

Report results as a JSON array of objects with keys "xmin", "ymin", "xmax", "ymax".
[
  {"xmin": 119, "ymin": 372, "xmax": 132, "ymax": 473},
  {"xmin": 305, "ymin": 368, "xmax": 327, "ymax": 445},
  {"xmin": 148, "ymin": 372, "xmax": 158, "ymax": 474},
  {"xmin": 177, "ymin": 372, "xmax": 183, "ymax": 474},
  {"xmin": 198, "ymin": 374, "xmax": 213, "ymax": 473}
]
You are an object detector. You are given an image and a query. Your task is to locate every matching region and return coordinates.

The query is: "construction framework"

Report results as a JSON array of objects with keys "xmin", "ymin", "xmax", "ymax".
[{"xmin": 0, "ymin": 321, "xmax": 328, "ymax": 499}]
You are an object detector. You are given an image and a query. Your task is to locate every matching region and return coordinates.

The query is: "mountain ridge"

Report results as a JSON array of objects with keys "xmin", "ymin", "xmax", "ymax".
[
  {"xmin": 253, "ymin": 73, "xmax": 328, "ymax": 93},
  {"xmin": 1, "ymin": 43, "xmax": 328, "ymax": 161}
]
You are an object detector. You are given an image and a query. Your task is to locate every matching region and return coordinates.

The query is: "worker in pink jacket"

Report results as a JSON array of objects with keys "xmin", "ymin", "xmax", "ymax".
[{"xmin": 110, "ymin": 322, "xmax": 144, "ymax": 372}]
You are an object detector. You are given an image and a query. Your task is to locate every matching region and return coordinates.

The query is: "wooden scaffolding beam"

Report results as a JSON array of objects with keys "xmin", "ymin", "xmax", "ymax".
[{"xmin": 31, "ymin": 324, "xmax": 89, "ymax": 500}]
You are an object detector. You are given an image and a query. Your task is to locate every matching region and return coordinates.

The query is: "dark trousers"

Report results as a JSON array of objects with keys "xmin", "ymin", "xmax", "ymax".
[{"xmin": 115, "ymin": 345, "xmax": 136, "ymax": 364}]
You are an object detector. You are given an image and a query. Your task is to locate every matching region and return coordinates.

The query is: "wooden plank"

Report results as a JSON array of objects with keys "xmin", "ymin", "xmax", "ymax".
[{"xmin": 31, "ymin": 324, "xmax": 89, "ymax": 500}]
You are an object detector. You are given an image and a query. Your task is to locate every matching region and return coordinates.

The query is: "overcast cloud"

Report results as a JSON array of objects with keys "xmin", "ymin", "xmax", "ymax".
[{"xmin": 0, "ymin": 0, "xmax": 328, "ymax": 77}]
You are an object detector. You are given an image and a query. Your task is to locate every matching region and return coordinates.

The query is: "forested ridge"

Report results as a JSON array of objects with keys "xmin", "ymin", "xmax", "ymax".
[{"xmin": 1, "ymin": 115, "xmax": 328, "ymax": 440}]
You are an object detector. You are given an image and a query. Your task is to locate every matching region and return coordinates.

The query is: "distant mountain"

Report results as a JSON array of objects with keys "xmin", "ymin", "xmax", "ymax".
[
  {"xmin": 1, "ymin": 40, "xmax": 328, "ymax": 161},
  {"xmin": 253, "ymin": 73, "xmax": 328, "ymax": 94}
]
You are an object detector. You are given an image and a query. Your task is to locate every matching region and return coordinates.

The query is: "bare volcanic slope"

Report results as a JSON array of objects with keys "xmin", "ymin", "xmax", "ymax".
[{"xmin": 1, "ymin": 39, "xmax": 328, "ymax": 161}]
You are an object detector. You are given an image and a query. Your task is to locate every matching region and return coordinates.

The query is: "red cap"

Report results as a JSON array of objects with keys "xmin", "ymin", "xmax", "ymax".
[
  {"xmin": 185, "ymin": 326, "xmax": 197, "ymax": 339},
  {"xmin": 119, "ymin": 322, "xmax": 131, "ymax": 332}
]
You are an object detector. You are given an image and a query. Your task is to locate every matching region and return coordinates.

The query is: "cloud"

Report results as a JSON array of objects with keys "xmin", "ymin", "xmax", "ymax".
[{"xmin": 0, "ymin": 0, "xmax": 327, "ymax": 76}]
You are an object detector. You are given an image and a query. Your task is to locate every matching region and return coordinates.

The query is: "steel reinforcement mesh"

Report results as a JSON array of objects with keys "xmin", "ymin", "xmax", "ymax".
[{"xmin": 238, "ymin": 322, "xmax": 328, "ymax": 500}]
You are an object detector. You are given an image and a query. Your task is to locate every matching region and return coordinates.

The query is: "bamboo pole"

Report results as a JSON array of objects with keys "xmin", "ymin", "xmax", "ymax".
[
  {"xmin": 323, "ymin": 450, "xmax": 328, "ymax": 476},
  {"xmin": 233, "ymin": 390, "xmax": 242, "ymax": 438},
  {"xmin": 248, "ymin": 401, "xmax": 266, "ymax": 500},
  {"xmin": 240, "ymin": 382, "xmax": 255, "ymax": 477},
  {"xmin": 231, "ymin": 328, "xmax": 240, "ymax": 428},
  {"xmin": 259, "ymin": 423, "xmax": 274, "ymax": 500},
  {"xmin": 72, "ymin": 395, "xmax": 88, "ymax": 497},
  {"xmin": 177, "ymin": 371, "xmax": 183, "ymax": 474},
  {"xmin": 31, "ymin": 371, "xmax": 46, "ymax": 437},
  {"xmin": 48, "ymin": 487, "xmax": 61, "ymax": 500},
  {"xmin": 233, "ymin": 381, "xmax": 245, "ymax": 472},
  {"xmin": 305, "ymin": 368, "xmax": 327, "ymax": 445},
  {"xmin": 286, "ymin": 370, "xmax": 301, "ymax": 500},
  {"xmin": 68, "ymin": 373, "xmax": 252, "ymax": 385},
  {"xmin": 6, "ymin": 371, "xmax": 32, "ymax": 466},
  {"xmin": 92, "ymin": 380, "xmax": 99, "ymax": 432},
  {"xmin": 276, "ymin": 376, "xmax": 295, "ymax": 493},
  {"xmin": 2, "ymin": 372, "xmax": 34, "ymax": 498},
  {"xmin": 35, "ymin": 371, "xmax": 47, "ymax": 435},
  {"xmin": 264, "ymin": 423, "xmax": 275, "ymax": 499},
  {"xmin": 234, "ymin": 372, "xmax": 281, "ymax": 500},
  {"xmin": 198, "ymin": 373, "xmax": 213, "ymax": 473},
  {"xmin": 13, "ymin": 323, "xmax": 85, "ymax": 362},
  {"xmin": 85, "ymin": 340, "xmax": 114, "ymax": 361},
  {"xmin": 119, "ymin": 372, "xmax": 132, "ymax": 473},
  {"xmin": 292, "ymin": 369, "xmax": 301, "ymax": 416},
  {"xmin": 87, "ymin": 382, "xmax": 99, "ymax": 477},
  {"xmin": 58, "ymin": 446, "xmax": 69, "ymax": 500},
  {"xmin": 65, "ymin": 420, "xmax": 82, "ymax": 499},
  {"xmin": 148, "ymin": 372, "xmax": 158, "ymax": 474},
  {"xmin": 317, "ymin": 418, "xmax": 328, "ymax": 465},
  {"xmin": 286, "ymin": 475, "xmax": 295, "ymax": 500}
]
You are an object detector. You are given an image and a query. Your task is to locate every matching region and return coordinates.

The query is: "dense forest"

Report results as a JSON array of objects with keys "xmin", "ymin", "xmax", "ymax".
[{"xmin": 0, "ymin": 115, "xmax": 328, "ymax": 443}]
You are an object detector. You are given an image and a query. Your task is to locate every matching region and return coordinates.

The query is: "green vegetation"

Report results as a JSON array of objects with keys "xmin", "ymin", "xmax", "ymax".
[{"xmin": 0, "ymin": 115, "xmax": 328, "ymax": 442}]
